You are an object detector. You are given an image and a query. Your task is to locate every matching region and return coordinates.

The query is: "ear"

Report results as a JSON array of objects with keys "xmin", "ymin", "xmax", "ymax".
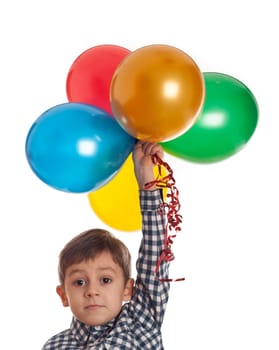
[
  {"xmin": 56, "ymin": 285, "xmax": 69, "ymax": 307},
  {"xmin": 123, "ymin": 278, "xmax": 134, "ymax": 302}
]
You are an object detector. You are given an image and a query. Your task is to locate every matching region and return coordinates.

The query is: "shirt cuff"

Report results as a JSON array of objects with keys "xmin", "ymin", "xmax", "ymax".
[{"xmin": 139, "ymin": 189, "xmax": 163, "ymax": 211}]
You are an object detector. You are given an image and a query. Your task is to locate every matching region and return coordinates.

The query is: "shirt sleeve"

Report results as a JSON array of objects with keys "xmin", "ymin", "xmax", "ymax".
[{"xmin": 132, "ymin": 189, "xmax": 170, "ymax": 328}]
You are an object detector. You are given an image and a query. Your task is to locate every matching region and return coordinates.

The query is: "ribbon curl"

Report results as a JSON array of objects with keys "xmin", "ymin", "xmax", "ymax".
[{"xmin": 144, "ymin": 155, "xmax": 185, "ymax": 282}]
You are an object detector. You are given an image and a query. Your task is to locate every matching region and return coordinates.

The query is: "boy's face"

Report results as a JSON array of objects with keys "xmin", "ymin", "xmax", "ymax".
[{"xmin": 56, "ymin": 251, "xmax": 134, "ymax": 326}]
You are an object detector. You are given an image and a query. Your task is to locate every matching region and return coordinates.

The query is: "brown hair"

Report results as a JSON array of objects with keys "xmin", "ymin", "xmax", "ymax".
[{"xmin": 58, "ymin": 229, "xmax": 131, "ymax": 285}]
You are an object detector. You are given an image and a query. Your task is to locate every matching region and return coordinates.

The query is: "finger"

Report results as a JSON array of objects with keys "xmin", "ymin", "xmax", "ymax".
[
  {"xmin": 141, "ymin": 142, "xmax": 156, "ymax": 155},
  {"xmin": 134, "ymin": 140, "xmax": 144, "ymax": 150},
  {"xmin": 150, "ymin": 144, "xmax": 163, "ymax": 156}
]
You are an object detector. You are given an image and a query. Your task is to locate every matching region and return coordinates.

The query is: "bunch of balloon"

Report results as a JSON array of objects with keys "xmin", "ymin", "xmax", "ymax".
[
  {"xmin": 86, "ymin": 44, "xmax": 205, "ymax": 230},
  {"xmin": 66, "ymin": 44, "xmax": 131, "ymax": 115},
  {"xmin": 110, "ymin": 44, "xmax": 205, "ymax": 142},
  {"xmin": 25, "ymin": 103, "xmax": 136, "ymax": 193},
  {"xmin": 161, "ymin": 72, "xmax": 259, "ymax": 163}
]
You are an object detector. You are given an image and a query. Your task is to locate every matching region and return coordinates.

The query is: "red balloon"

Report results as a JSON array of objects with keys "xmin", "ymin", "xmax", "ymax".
[{"xmin": 66, "ymin": 45, "xmax": 131, "ymax": 115}]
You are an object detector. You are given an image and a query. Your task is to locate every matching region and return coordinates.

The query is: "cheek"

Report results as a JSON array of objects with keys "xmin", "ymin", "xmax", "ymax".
[
  {"xmin": 102, "ymin": 283, "xmax": 123, "ymax": 297},
  {"xmin": 115, "ymin": 284, "xmax": 128, "ymax": 300},
  {"xmin": 65, "ymin": 287, "xmax": 83, "ymax": 303},
  {"xmin": 67, "ymin": 294, "xmax": 84, "ymax": 311}
]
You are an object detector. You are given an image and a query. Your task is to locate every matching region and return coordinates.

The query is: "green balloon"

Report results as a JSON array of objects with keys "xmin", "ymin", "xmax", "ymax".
[{"xmin": 162, "ymin": 72, "xmax": 259, "ymax": 163}]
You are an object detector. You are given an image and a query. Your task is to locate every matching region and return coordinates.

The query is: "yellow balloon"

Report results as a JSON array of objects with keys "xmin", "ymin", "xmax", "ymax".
[
  {"xmin": 110, "ymin": 44, "xmax": 205, "ymax": 142},
  {"xmin": 87, "ymin": 154, "xmax": 167, "ymax": 231}
]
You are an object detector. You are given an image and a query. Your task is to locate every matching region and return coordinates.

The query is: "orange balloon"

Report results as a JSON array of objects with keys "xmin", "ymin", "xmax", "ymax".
[
  {"xmin": 87, "ymin": 154, "xmax": 167, "ymax": 231},
  {"xmin": 110, "ymin": 44, "xmax": 205, "ymax": 142}
]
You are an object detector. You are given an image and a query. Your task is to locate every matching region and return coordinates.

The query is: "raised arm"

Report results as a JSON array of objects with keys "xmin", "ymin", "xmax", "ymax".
[{"xmin": 131, "ymin": 141, "xmax": 170, "ymax": 328}]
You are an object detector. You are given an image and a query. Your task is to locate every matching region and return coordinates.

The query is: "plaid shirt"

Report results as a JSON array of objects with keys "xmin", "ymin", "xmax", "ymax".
[{"xmin": 42, "ymin": 190, "xmax": 170, "ymax": 349}]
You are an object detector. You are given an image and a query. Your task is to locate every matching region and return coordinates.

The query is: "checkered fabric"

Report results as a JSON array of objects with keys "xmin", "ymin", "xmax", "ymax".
[{"xmin": 42, "ymin": 189, "xmax": 170, "ymax": 349}]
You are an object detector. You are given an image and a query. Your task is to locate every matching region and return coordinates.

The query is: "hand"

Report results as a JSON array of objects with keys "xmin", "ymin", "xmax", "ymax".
[{"xmin": 132, "ymin": 141, "xmax": 164, "ymax": 190}]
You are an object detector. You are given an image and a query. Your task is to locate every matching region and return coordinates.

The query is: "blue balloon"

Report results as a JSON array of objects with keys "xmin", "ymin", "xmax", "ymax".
[{"xmin": 25, "ymin": 103, "xmax": 136, "ymax": 193}]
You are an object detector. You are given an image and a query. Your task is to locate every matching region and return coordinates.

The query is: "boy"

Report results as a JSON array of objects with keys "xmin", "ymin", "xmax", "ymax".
[{"xmin": 42, "ymin": 141, "xmax": 170, "ymax": 349}]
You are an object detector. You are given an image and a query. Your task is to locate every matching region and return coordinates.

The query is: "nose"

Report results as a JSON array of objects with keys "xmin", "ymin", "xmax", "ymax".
[{"xmin": 84, "ymin": 281, "xmax": 100, "ymax": 297}]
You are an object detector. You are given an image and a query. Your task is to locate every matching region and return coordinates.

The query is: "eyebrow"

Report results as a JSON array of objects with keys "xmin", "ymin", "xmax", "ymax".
[
  {"xmin": 67, "ymin": 266, "xmax": 117, "ymax": 277},
  {"xmin": 97, "ymin": 267, "xmax": 117, "ymax": 273}
]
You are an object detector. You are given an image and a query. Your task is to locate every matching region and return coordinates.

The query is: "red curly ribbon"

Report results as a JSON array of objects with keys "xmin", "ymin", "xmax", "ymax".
[{"xmin": 144, "ymin": 155, "xmax": 185, "ymax": 282}]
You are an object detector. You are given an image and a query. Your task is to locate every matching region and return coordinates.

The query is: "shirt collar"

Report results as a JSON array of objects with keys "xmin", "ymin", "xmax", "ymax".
[{"xmin": 70, "ymin": 317, "xmax": 115, "ymax": 345}]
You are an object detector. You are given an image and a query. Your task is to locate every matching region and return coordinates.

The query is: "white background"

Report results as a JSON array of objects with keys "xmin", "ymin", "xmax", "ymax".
[{"xmin": 1, "ymin": 1, "xmax": 278, "ymax": 349}]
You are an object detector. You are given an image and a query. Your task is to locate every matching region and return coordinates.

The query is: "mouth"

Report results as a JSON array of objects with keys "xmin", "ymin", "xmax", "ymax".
[{"xmin": 85, "ymin": 304, "xmax": 104, "ymax": 311}]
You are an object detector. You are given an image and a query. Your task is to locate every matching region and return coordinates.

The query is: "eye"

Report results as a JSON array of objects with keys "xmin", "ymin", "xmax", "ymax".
[
  {"xmin": 73, "ymin": 279, "xmax": 87, "ymax": 287},
  {"xmin": 101, "ymin": 277, "xmax": 112, "ymax": 284}
]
